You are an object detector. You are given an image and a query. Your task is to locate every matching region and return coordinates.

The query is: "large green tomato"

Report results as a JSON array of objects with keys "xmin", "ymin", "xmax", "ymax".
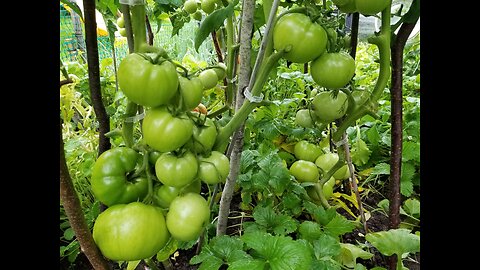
[
  {"xmin": 153, "ymin": 180, "xmax": 202, "ymax": 208},
  {"xmin": 294, "ymin": 140, "xmax": 323, "ymax": 162},
  {"xmin": 155, "ymin": 151, "xmax": 199, "ymax": 187},
  {"xmin": 117, "ymin": 53, "xmax": 179, "ymax": 108},
  {"xmin": 356, "ymin": 0, "xmax": 389, "ymax": 16},
  {"xmin": 273, "ymin": 13, "xmax": 328, "ymax": 63},
  {"xmin": 197, "ymin": 151, "xmax": 230, "ymax": 184},
  {"xmin": 312, "ymin": 91, "xmax": 349, "ymax": 123},
  {"xmin": 295, "ymin": 109, "xmax": 317, "ymax": 128},
  {"xmin": 178, "ymin": 76, "xmax": 204, "ymax": 112},
  {"xmin": 310, "ymin": 52, "xmax": 356, "ymax": 89},
  {"xmin": 166, "ymin": 193, "xmax": 211, "ymax": 241},
  {"xmin": 142, "ymin": 106, "xmax": 194, "ymax": 152},
  {"xmin": 289, "ymin": 160, "xmax": 319, "ymax": 183},
  {"xmin": 190, "ymin": 116, "xmax": 218, "ymax": 154},
  {"xmin": 200, "ymin": 0, "xmax": 216, "ymax": 14},
  {"xmin": 315, "ymin": 152, "xmax": 351, "ymax": 179},
  {"xmin": 91, "ymin": 147, "xmax": 148, "ymax": 206},
  {"xmin": 198, "ymin": 69, "xmax": 219, "ymax": 89},
  {"xmin": 92, "ymin": 202, "xmax": 170, "ymax": 261}
]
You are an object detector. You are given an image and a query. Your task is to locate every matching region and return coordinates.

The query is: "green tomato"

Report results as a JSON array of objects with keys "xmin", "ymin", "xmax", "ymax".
[
  {"xmin": 331, "ymin": 0, "xmax": 349, "ymax": 5},
  {"xmin": 142, "ymin": 106, "xmax": 194, "ymax": 152},
  {"xmin": 289, "ymin": 160, "xmax": 320, "ymax": 183},
  {"xmin": 119, "ymin": 28, "xmax": 127, "ymax": 37},
  {"xmin": 201, "ymin": 0, "xmax": 216, "ymax": 14},
  {"xmin": 306, "ymin": 177, "xmax": 335, "ymax": 201},
  {"xmin": 315, "ymin": 152, "xmax": 350, "ymax": 179},
  {"xmin": 273, "ymin": 13, "xmax": 328, "ymax": 63},
  {"xmin": 116, "ymin": 15, "xmax": 125, "ymax": 28},
  {"xmin": 149, "ymin": 151, "xmax": 162, "ymax": 165},
  {"xmin": 190, "ymin": 117, "xmax": 218, "ymax": 154},
  {"xmin": 294, "ymin": 140, "xmax": 323, "ymax": 162},
  {"xmin": 198, "ymin": 69, "xmax": 219, "ymax": 89},
  {"xmin": 91, "ymin": 147, "xmax": 148, "ymax": 207},
  {"xmin": 356, "ymin": 0, "xmax": 389, "ymax": 16},
  {"xmin": 166, "ymin": 193, "xmax": 211, "ymax": 241},
  {"xmin": 295, "ymin": 109, "xmax": 317, "ymax": 128},
  {"xmin": 212, "ymin": 62, "xmax": 227, "ymax": 80},
  {"xmin": 312, "ymin": 91, "xmax": 349, "ymax": 123},
  {"xmin": 93, "ymin": 202, "xmax": 170, "ymax": 261},
  {"xmin": 155, "ymin": 151, "xmax": 199, "ymax": 188},
  {"xmin": 118, "ymin": 53, "xmax": 179, "ymax": 107},
  {"xmin": 183, "ymin": 0, "xmax": 199, "ymax": 14},
  {"xmin": 197, "ymin": 151, "xmax": 230, "ymax": 184},
  {"xmin": 310, "ymin": 52, "xmax": 356, "ymax": 89},
  {"xmin": 178, "ymin": 76, "xmax": 204, "ymax": 111},
  {"xmin": 153, "ymin": 180, "xmax": 202, "ymax": 208},
  {"xmin": 192, "ymin": 10, "xmax": 203, "ymax": 21}
]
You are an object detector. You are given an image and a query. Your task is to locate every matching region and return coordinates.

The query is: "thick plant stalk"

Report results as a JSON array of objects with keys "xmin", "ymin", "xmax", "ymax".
[
  {"xmin": 388, "ymin": 17, "xmax": 419, "ymax": 270},
  {"xmin": 60, "ymin": 119, "xmax": 110, "ymax": 270},
  {"xmin": 216, "ymin": 0, "xmax": 255, "ymax": 236},
  {"xmin": 348, "ymin": 12, "xmax": 359, "ymax": 59},
  {"xmin": 83, "ymin": 0, "xmax": 111, "ymax": 155}
]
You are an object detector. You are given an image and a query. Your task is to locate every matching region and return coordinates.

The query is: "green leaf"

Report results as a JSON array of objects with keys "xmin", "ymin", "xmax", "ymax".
[
  {"xmin": 402, "ymin": 141, "xmax": 420, "ymax": 162},
  {"xmin": 126, "ymin": 261, "xmax": 140, "ymax": 270},
  {"xmin": 64, "ymin": 227, "xmax": 75, "ymax": 241},
  {"xmin": 229, "ymin": 258, "xmax": 266, "ymax": 270},
  {"xmin": 241, "ymin": 231, "xmax": 313, "ymax": 270},
  {"xmin": 240, "ymin": 149, "xmax": 259, "ymax": 172},
  {"xmin": 324, "ymin": 214, "xmax": 357, "ymax": 237},
  {"xmin": 310, "ymin": 259, "xmax": 341, "ymax": 270},
  {"xmin": 366, "ymin": 124, "xmax": 380, "ymax": 147},
  {"xmin": 170, "ymin": 10, "xmax": 191, "ymax": 37},
  {"xmin": 198, "ymin": 256, "xmax": 224, "ymax": 270},
  {"xmin": 354, "ymin": 263, "xmax": 367, "ymax": 270},
  {"xmin": 211, "ymin": 235, "xmax": 249, "ymax": 263},
  {"xmin": 401, "ymin": 162, "xmax": 416, "ymax": 197},
  {"xmin": 194, "ymin": 0, "xmax": 239, "ymax": 52},
  {"xmin": 156, "ymin": 238, "xmax": 178, "ymax": 262},
  {"xmin": 365, "ymin": 228, "xmax": 420, "ymax": 257},
  {"xmin": 251, "ymin": 206, "xmax": 297, "ymax": 235},
  {"xmin": 61, "ymin": 0, "xmax": 83, "ymax": 20},
  {"xmin": 351, "ymin": 138, "xmax": 371, "ymax": 166},
  {"xmin": 371, "ymin": 163, "xmax": 390, "ymax": 175},
  {"xmin": 303, "ymin": 201, "xmax": 336, "ymax": 226},
  {"xmin": 253, "ymin": 3, "xmax": 266, "ymax": 31},
  {"xmin": 312, "ymin": 234, "xmax": 341, "ymax": 259},
  {"xmin": 402, "ymin": 198, "xmax": 420, "ymax": 218},
  {"xmin": 337, "ymin": 243, "xmax": 374, "ymax": 268},
  {"xmin": 298, "ymin": 221, "xmax": 323, "ymax": 241},
  {"xmin": 155, "ymin": 0, "xmax": 183, "ymax": 7}
]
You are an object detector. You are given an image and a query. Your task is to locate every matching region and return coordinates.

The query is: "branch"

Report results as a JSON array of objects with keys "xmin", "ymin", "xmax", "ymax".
[
  {"xmin": 60, "ymin": 118, "xmax": 111, "ymax": 270},
  {"xmin": 83, "ymin": 0, "xmax": 111, "ymax": 155}
]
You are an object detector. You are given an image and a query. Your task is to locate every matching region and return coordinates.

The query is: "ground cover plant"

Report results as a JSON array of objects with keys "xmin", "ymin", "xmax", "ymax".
[{"xmin": 60, "ymin": 0, "xmax": 420, "ymax": 269}]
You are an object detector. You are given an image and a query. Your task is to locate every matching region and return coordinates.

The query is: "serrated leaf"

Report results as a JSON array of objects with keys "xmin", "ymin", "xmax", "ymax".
[
  {"xmin": 298, "ymin": 221, "xmax": 323, "ymax": 241},
  {"xmin": 157, "ymin": 238, "xmax": 178, "ymax": 262},
  {"xmin": 371, "ymin": 163, "xmax": 390, "ymax": 175},
  {"xmin": 351, "ymin": 138, "xmax": 371, "ymax": 166},
  {"xmin": 229, "ymin": 258, "xmax": 266, "ymax": 270},
  {"xmin": 401, "ymin": 163, "xmax": 416, "ymax": 197},
  {"xmin": 194, "ymin": 0, "xmax": 239, "ymax": 51},
  {"xmin": 402, "ymin": 141, "xmax": 420, "ymax": 162},
  {"xmin": 312, "ymin": 234, "xmax": 341, "ymax": 259},
  {"xmin": 198, "ymin": 256, "xmax": 224, "ymax": 270},
  {"xmin": 241, "ymin": 231, "xmax": 312, "ymax": 270},
  {"xmin": 303, "ymin": 201, "xmax": 336, "ymax": 226},
  {"xmin": 338, "ymin": 243, "xmax": 374, "ymax": 268},
  {"xmin": 241, "ymin": 150, "xmax": 259, "ymax": 172},
  {"xmin": 251, "ymin": 206, "xmax": 297, "ymax": 235},
  {"xmin": 170, "ymin": 10, "xmax": 191, "ymax": 37},
  {"xmin": 211, "ymin": 235, "xmax": 248, "ymax": 262},
  {"xmin": 365, "ymin": 228, "xmax": 420, "ymax": 257},
  {"xmin": 310, "ymin": 259, "xmax": 341, "ymax": 270},
  {"xmin": 324, "ymin": 214, "xmax": 357, "ymax": 237}
]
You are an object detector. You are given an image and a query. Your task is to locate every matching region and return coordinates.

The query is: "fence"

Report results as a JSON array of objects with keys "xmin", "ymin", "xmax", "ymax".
[{"xmin": 60, "ymin": 4, "xmax": 215, "ymax": 65}]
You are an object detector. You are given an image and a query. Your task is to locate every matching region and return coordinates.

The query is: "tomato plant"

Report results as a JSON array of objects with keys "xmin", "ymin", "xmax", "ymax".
[
  {"xmin": 90, "ymin": 147, "xmax": 148, "ymax": 207},
  {"xmin": 310, "ymin": 52, "xmax": 356, "ymax": 89},
  {"xmin": 311, "ymin": 91, "xmax": 349, "ymax": 123},
  {"xmin": 92, "ymin": 202, "xmax": 170, "ymax": 261},
  {"xmin": 117, "ymin": 53, "xmax": 179, "ymax": 108},
  {"xmin": 166, "ymin": 193, "xmax": 211, "ymax": 241},
  {"xmin": 273, "ymin": 13, "xmax": 328, "ymax": 63},
  {"xmin": 142, "ymin": 106, "xmax": 194, "ymax": 152}
]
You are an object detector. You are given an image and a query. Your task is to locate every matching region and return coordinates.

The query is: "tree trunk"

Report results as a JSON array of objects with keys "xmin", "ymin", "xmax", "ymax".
[
  {"xmin": 83, "ymin": 0, "xmax": 111, "ymax": 155},
  {"xmin": 60, "ymin": 119, "xmax": 110, "ymax": 270}
]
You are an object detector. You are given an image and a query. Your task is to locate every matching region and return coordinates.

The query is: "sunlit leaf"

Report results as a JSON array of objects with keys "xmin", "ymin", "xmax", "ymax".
[{"xmin": 365, "ymin": 228, "xmax": 420, "ymax": 257}]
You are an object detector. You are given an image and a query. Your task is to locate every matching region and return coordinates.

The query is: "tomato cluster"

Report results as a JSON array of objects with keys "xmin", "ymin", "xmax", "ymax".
[
  {"xmin": 182, "ymin": 0, "xmax": 225, "ymax": 21},
  {"xmin": 91, "ymin": 51, "xmax": 229, "ymax": 262},
  {"xmin": 286, "ymin": 140, "xmax": 354, "ymax": 202}
]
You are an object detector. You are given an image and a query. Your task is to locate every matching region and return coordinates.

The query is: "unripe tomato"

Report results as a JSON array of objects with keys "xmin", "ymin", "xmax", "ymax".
[
  {"xmin": 213, "ymin": 62, "xmax": 227, "ymax": 80},
  {"xmin": 295, "ymin": 109, "xmax": 317, "ymax": 128},
  {"xmin": 192, "ymin": 10, "xmax": 203, "ymax": 21},
  {"xmin": 119, "ymin": 28, "xmax": 127, "ymax": 37},
  {"xmin": 315, "ymin": 152, "xmax": 351, "ymax": 179},
  {"xmin": 356, "ymin": 0, "xmax": 389, "ymax": 16},
  {"xmin": 289, "ymin": 160, "xmax": 320, "ymax": 183},
  {"xmin": 166, "ymin": 193, "xmax": 211, "ymax": 241},
  {"xmin": 306, "ymin": 176, "xmax": 335, "ymax": 201},
  {"xmin": 190, "ymin": 117, "xmax": 217, "ymax": 154},
  {"xmin": 142, "ymin": 106, "xmax": 194, "ymax": 152},
  {"xmin": 294, "ymin": 140, "xmax": 323, "ymax": 162},
  {"xmin": 178, "ymin": 76, "xmax": 204, "ymax": 111},
  {"xmin": 198, "ymin": 69, "xmax": 219, "ymax": 89},
  {"xmin": 201, "ymin": 0, "xmax": 216, "ymax": 14},
  {"xmin": 310, "ymin": 52, "xmax": 355, "ymax": 89},
  {"xmin": 93, "ymin": 202, "xmax": 170, "ymax": 261},
  {"xmin": 336, "ymin": 0, "xmax": 357, "ymax": 13},
  {"xmin": 273, "ymin": 13, "xmax": 328, "ymax": 63},
  {"xmin": 153, "ymin": 180, "xmax": 202, "ymax": 208},
  {"xmin": 197, "ymin": 151, "xmax": 230, "ymax": 184},
  {"xmin": 183, "ymin": 0, "xmax": 199, "ymax": 14},
  {"xmin": 155, "ymin": 151, "xmax": 199, "ymax": 187},
  {"xmin": 312, "ymin": 91, "xmax": 349, "ymax": 123},
  {"xmin": 116, "ymin": 15, "xmax": 125, "ymax": 28}
]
